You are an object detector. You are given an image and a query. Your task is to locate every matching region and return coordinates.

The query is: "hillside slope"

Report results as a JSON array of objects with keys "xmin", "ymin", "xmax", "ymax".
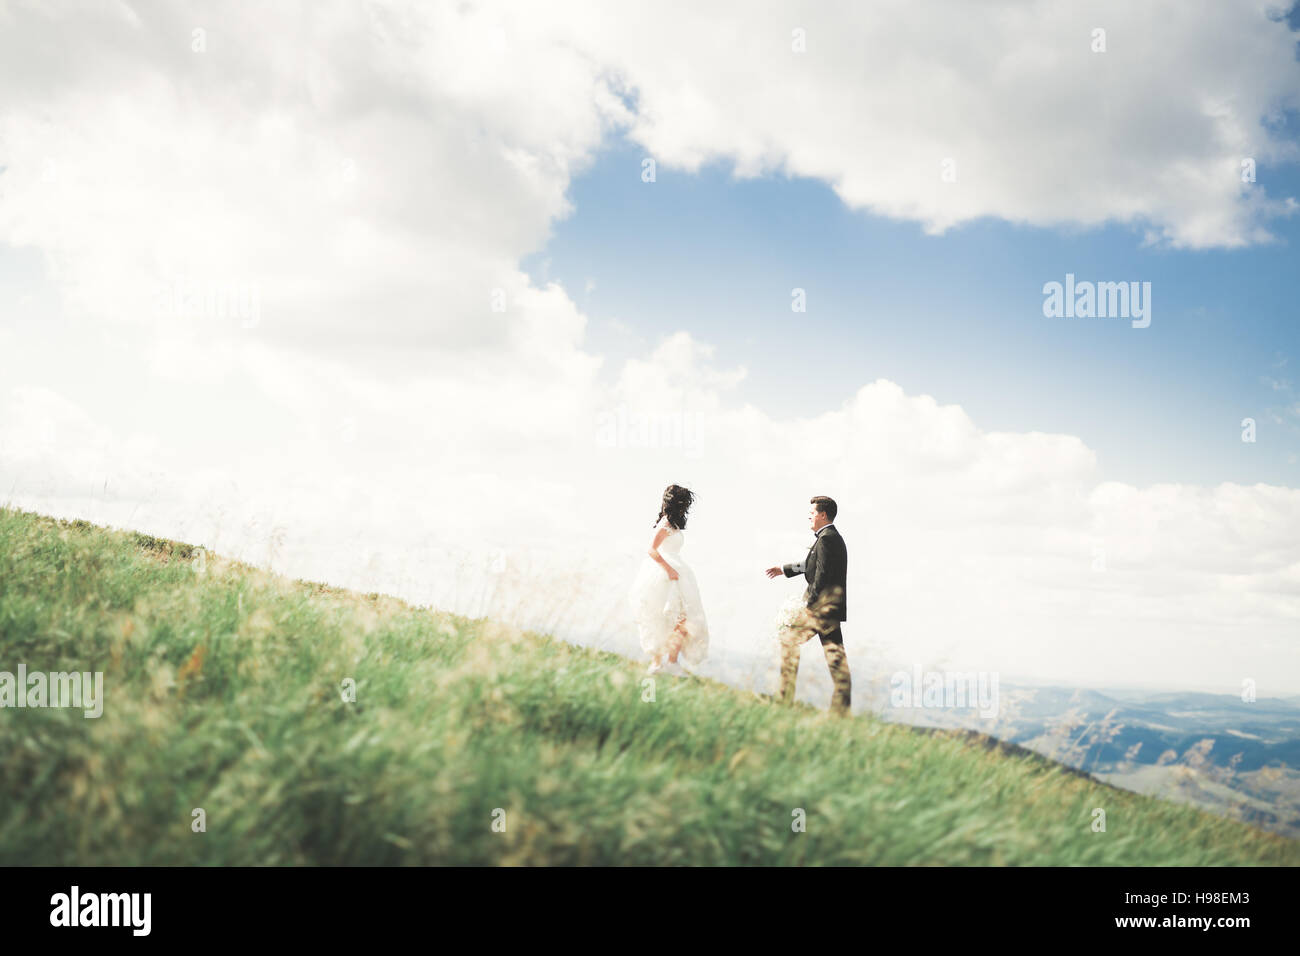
[{"xmin": 0, "ymin": 508, "xmax": 1295, "ymax": 865}]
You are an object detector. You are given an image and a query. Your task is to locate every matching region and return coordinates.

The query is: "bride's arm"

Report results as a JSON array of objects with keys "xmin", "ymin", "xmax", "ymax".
[{"xmin": 647, "ymin": 526, "xmax": 679, "ymax": 580}]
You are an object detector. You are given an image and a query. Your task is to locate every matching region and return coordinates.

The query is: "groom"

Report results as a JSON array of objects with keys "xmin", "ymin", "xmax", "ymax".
[{"xmin": 764, "ymin": 496, "xmax": 852, "ymax": 715}]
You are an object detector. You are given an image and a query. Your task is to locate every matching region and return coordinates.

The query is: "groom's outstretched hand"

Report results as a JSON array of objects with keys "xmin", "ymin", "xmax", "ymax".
[{"xmin": 764, "ymin": 566, "xmax": 783, "ymax": 579}]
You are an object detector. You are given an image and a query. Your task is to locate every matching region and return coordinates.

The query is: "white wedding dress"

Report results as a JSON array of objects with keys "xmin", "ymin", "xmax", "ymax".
[{"xmin": 629, "ymin": 520, "xmax": 709, "ymax": 667}]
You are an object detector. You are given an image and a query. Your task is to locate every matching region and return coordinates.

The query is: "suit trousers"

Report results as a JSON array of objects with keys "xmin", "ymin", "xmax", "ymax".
[{"xmin": 779, "ymin": 621, "xmax": 851, "ymax": 715}]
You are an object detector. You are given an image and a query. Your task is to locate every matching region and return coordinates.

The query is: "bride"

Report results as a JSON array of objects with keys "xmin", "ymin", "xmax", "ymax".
[{"xmin": 629, "ymin": 484, "xmax": 709, "ymax": 676}]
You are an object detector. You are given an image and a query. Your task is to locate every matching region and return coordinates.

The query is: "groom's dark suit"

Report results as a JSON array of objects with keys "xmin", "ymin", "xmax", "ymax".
[
  {"xmin": 780, "ymin": 523, "xmax": 851, "ymax": 714},
  {"xmin": 783, "ymin": 523, "xmax": 847, "ymax": 636}
]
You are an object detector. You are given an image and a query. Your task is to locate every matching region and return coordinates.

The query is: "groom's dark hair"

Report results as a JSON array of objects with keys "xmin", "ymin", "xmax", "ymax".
[{"xmin": 810, "ymin": 496, "xmax": 837, "ymax": 522}]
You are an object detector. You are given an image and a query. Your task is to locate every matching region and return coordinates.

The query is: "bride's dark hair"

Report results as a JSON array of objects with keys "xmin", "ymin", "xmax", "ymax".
[{"xmin": 655, "ymin": 484, "xmax": 695, "ymax": 530}]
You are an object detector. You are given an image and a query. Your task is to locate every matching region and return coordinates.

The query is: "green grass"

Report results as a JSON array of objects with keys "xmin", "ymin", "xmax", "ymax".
[{"xmin": 0, "ymin": 506, "xmax": 1295, "ymax": 865}]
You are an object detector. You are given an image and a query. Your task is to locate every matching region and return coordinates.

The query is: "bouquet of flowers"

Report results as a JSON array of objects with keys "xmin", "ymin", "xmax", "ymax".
[
  {"xmin": 775, "ymin": 593, "xmax": 808, "ymax": 631},
  {"xmin": 758, "ymin": 593, "xmax": 808, "ymax": 686}
]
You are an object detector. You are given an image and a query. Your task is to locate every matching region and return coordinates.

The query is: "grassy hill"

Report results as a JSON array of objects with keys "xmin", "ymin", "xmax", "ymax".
[{"xmin": 0, "ymin": 506, "xmax": 1295, "ymax": 865}]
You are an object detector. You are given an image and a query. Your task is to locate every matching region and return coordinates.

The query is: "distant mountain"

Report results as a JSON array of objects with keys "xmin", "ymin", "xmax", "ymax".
[{"xmin": 859, "ymin": 678, "xmax": 1300, "ymax": 838}]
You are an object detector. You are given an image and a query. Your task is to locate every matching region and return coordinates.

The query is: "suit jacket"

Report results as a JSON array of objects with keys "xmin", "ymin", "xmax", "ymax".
[{"xmin": 783, "ymin": 524, "xmax": 847, "ymax": 627}]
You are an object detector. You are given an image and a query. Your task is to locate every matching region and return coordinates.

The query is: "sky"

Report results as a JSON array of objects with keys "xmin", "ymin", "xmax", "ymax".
[
  {"xmin": 1, "ymin": 0, "xmax": 1299, "ymax": 697},
  {"xmin": 528, "ymin": 142, "xmax": 1300, "ymax": 489}
]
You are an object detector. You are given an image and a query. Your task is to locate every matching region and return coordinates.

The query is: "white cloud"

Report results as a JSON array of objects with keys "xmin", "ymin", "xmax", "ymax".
[{"xmin": 567, "ymin": 0, "xmax": 1300, "ymax": 248}]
